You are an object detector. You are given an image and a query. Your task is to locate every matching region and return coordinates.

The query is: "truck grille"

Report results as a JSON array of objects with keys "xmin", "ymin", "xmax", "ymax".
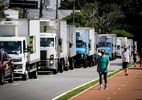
[
  {"xmin": 41, "ymin": 50, "xmax": 47, "ymax": 60},
  {"xmin": 76, "ymin": 54, "xmax": 82, "ymax": 58}
]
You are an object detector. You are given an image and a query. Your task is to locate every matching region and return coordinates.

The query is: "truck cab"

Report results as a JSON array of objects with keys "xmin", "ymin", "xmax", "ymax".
[
  {"xmin": 98, "ymin": 42, "xmax": 112, "ymax": 60},
  {"xmin": 39, "ymin": 33, "xmax": 58, "ymax": 74},
  {"xmin": 0, "ymin": 37, "xmax": 29, "ymax": 79}
]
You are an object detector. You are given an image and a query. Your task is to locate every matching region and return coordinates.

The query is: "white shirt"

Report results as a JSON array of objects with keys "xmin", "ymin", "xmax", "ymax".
[{"xmin": 121, "ymin": 50, "xmax": 131, "ymax": 62}]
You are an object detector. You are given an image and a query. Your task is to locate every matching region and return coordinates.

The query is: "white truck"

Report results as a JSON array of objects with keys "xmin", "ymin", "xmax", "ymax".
[
  {"xmin": 127, "ymin": 39, "xmax": 134, "ymax": 55},
  {"xmin": 67, "ymin": 25, "xmax": 76, "ymax": 70},
  {"xmin": 39, "ymin": 19, "xmax": 69, "ymax": 74},
  {"xmin": 94, "ymin": 31, "xmax": 98, "ymax": 64},
  {"xmin": 98, "ymin": 34, "xmax": 117, "ymax": 60},
  {"xmin": 0, "ymin": 19, "xmax": 40, "ymax": 80},
  {"xmin": 75, "ymin": 27, "xmax": 95, "ymax": 67},
  {"xmin": 134, "ymin": 41, "xmax": 137, "ymax": 50},
  {"xmin": 116, "ymin": 37, "xmax": 128, "ymax": 57}
]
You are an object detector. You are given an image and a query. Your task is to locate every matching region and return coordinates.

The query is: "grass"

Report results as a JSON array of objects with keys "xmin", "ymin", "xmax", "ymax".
[{"xmin": 56, "ymin": 64, "xmax": 133, "ymax": 100}]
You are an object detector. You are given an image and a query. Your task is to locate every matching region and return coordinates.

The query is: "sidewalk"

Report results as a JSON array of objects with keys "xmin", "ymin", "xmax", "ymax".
[{"xmin": 70, "ymin": 64, "xmax": 142, "ymax": 100}]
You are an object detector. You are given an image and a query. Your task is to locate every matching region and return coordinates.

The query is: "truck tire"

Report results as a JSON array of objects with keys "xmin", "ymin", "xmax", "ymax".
[
  {"xmin": 92, "ymin": 60, "xmax": 95, "ymax": 66},
  {"xmin": 32, "ymin": 63, "xmax": 38, "ymax": 79},
  {"xmin": 0, "ymin": 72, "xmax": 4, "ymax": 85},
  {"xmin": 8, "ymin": 70, "xmax": 14, "ymax": 83},
  {"xmin": 32, "ymin": 70, "xmax": 38, "ymax": 79},
  {"xmin": 70, "ymin": 58, "xmax": 74, "ymax": 70},
  {"xmin": 64, "ymin": 63, "xmax": 69, "ymax": 71},
  {"xmin": 59, "ymin": 60, "xmax": 64, "ymax": 73},
  {"xmin": 83, "ymin": 60, "xmax": 87, "ymax": 68},
  {"xmin": 22, "ymin": 72, "xmax": 28, "ymax": 81},
  {"xmin": 88, "ymin": 60, "xmax": 92, "ymax": 67}
]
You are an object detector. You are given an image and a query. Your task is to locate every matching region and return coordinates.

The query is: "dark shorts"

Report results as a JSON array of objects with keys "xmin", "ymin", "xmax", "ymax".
[{"xmin": 122, "ymin": 62, "xmax": 129, "ymax": 69}]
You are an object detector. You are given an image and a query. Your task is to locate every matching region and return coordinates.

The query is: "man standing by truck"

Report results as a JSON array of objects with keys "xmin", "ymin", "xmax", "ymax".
[{"xmin": 121, "ymin": 46, "xmax": 131, "ymax": 76}]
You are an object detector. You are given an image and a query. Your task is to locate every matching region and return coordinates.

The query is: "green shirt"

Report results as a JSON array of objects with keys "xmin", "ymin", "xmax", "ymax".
[{"xmin": 97, "ymin": 55, "xmax": 110, "ymax": 73}]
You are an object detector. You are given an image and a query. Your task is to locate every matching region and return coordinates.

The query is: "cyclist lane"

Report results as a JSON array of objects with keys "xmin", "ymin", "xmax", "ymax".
[{"xmin": 70, "ymin": 64, "xmax": 142, "ymax": 100}]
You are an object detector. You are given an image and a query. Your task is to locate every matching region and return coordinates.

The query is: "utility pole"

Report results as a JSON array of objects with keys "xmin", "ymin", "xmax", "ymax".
[
  {"xmin": 73, "ymin": 0, "xmax": 75, "ymax": 26},
  {"xmin": 39, "ymin": 0, "xmax": 43, "ymax": 18},
  {"xmin": 55, "ymin": 0, "xmax": 58, "ymax": 19}
]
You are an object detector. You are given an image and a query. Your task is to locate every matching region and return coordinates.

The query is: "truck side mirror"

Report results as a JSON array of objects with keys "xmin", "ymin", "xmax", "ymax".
[
  {"xmin": 58, "ymin": 38, "xmax": 62, "ymax": 46},
  {"xmin": 88, "ymin": 44, "xmax": 91, "ymax": 50},
  {"xmin": 25, "ymin": 46, "xmax": 30, "ymax": 52},
  {"xmin": 69, "ymin": 42, "xmax": 73, "ymax": 48},
  {"xmin": 96, "ymin": 44, "xmax": 98, "ymax": 48}
]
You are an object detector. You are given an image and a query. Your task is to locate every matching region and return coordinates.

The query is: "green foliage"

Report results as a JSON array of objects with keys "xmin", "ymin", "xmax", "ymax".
[
  {"xmin": 63, "ymin": 12, "xmax": 88, "ymax": 27},
  {"xmin": 112, "ymin": 29, "xmax": 134, "ymax": 38},
  {"xmin": 0, "ymin": 5, "xmax": 6, "ymax": 18},
  {"xmin": 59, "ymin": 0, "xmax": 73, "ymax": 9}
]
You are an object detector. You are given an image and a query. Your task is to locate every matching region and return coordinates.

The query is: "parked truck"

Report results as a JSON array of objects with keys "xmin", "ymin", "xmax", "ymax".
[
  {"xmin": 67, "ymin": 25, "xmax": 76, "ymax": 70},
  {"xmin": 94, "ymin": 32, "xmax": 98, "ymax": 64},
  {"xmin": 98, "ymin": 34, "xmax": 117, "ymax": 60},
  {"xmin": 134, "ymin": 41, "xmax": 137, "ymax": 50},
  {"xmin": 75, "ymin": 27, "xmax": 95, "ymax": 68},
  {"xmin": 0, "ymin": 19, "xmax": 40, "ymax": 80},
  {"xmin": 127, "ymin": 39, "xmax": 134, "ymax": 55},
  {"xmin": 116, "ymin": 37, "xmax": 128, "ymax": 57},
  {"xmin": 39, "ymin": 19, "xmax": 69, "ymax": 74}
]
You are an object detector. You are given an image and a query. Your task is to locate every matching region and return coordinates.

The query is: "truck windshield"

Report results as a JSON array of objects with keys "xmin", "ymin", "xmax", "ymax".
[
  {"xmin": 0, "ymin": 41, "xmax": 22, "ymax": 54},
  {"xmin": 98, "ymin": 42, "xmax": 111, "ymax": 47},
  {"xmin": 76, "ymin": 40, "xmax": 85, "ymax": 48},
  {"xmin": 117, "ymin": 45, "xmax": 120, "ymax": 50},
  {"xmin": 40, "ymin": 38, "xmax": 54, "ymax": 47}
]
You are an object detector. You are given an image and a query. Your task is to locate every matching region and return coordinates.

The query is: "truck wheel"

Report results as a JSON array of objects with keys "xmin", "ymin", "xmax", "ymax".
[
  {"xmin": 83, "ymin": 60, "xmax": 87, "ymax": 68},
  {"xmin": 32, "ymin": 71, "xmax": 38, "ymax": 79},
  {"xmin": 88, "ymin": 61, "xmax": 92, "ymax": 67},
  {"xmin": 28, "ymin": 73, "xmax": 32, "ymax": 79},
  {"xmin": 92, "ymin": 60, "xmax": 95, "ymax": 66},
  {"xmin": 22, "ymin": 72, "xmax": 28, "ymax": 81},
  {"xmin": 59, "ymin": 60, "xmax": 64, "ymax": 73},
  {"xmin": 64, "ymin": 62, "xmax": 69, "ymax": 71},
  {"xmin": 8, "ymin": 70, "xmax": 14, "ymax": 83},
  {"xmin": 32, "ymin": 63, "xmax": 38, "ymax": 79},
  {"xmin": 70, "ymin": 58, "xmax": 74, "ymax": 70},
  {"xmin": 0, "ymin": 72, "xmax": 4, "ymax": 85}
]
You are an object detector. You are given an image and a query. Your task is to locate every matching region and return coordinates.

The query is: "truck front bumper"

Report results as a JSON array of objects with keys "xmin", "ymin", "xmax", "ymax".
[{"xmin": 38, "ymin": 59, "xmax": 58, "ymax": 71}]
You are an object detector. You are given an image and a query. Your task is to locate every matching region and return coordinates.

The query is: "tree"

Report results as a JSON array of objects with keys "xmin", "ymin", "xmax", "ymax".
[
  {"xmin": 112, "ymin": 29, "xmax": 134, "ymax": 38},
  {"xmin": 63, "ymin": 12, "xmax": 88, "ymax": 27},
  {"xmin": 0, "ymin": 3, "xmax": 6, "ymax": 18}
]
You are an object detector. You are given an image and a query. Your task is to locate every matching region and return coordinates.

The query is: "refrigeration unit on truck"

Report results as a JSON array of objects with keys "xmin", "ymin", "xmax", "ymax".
[
  {"xmin": 116, "ymin": 37, "xmax": 128, "ymax": 58},
  {"xmin": 39, "ymin": 19, "xmax": 69, "ymax": 74},
  {"xmin": 67, "ymin": 25, "xmax": 76, "ymax": 70},
  {"xmin": 98, "ymin": 34, "xmax": 117, "ymax": 60},
  {"xmin": 75, "ymin": 27, "xmax": 95, "ymax": 68},
  {"xmin": 0, "ymin": 19, "xmax": 40, "ymax": 80}
]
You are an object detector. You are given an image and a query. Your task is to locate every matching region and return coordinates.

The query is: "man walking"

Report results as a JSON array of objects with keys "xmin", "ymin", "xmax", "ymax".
[{"xmin": 121, "ymin": 46, "xmax": 131, "ymax": 76}]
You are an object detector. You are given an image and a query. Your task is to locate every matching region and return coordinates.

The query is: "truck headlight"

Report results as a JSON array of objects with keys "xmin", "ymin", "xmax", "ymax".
[
  {"xmin": 49, "ymin": 60, "xmax": 54, "ymax": 65},
  {"xmin": 50, "ymin": 54, "xmax": 54, "ymax": 59},
  {"xmin": 81, "ymin": 54, "xmax": 84, "ymax": 58}
]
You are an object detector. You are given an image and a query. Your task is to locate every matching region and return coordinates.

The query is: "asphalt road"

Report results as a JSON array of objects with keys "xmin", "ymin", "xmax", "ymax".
[{"xmin": 0, "ymin": 58, "xmax": 123, "ymax": 100}]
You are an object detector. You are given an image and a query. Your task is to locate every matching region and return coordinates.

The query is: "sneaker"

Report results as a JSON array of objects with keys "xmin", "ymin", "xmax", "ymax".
[
  {"xmin": 125, "ymin": 74, "xmax": 128, "ymax": 76},
  {"xmin": 104, "ymin": 85, "xmax": 108, "ymax": 90},
  {"xmin": 99, "ymin": 86, "xmax": 102, "ymax": 90}
]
